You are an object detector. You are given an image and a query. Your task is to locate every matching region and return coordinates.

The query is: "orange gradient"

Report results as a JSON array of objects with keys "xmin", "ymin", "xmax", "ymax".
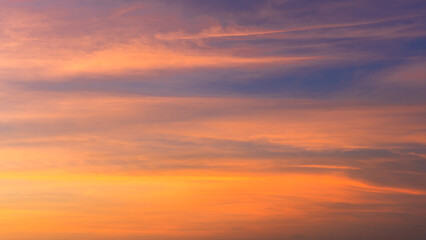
[
  {"xmin": 1, "ymin": 171, "xmax": 423, "ymax": 240},
  {"xmin": 0, "ymin": 1, "xmax": 425, "ymax": 239}
]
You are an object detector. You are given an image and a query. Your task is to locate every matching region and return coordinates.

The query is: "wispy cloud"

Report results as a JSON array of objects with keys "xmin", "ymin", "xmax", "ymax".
[{"xmin": 0, "ymin": 0, "xmax": 425, "ymax": 239}]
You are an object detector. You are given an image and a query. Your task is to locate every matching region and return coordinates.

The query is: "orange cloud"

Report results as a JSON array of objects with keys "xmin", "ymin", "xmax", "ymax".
[
  {"xmin": 1, "ymin": 2, "xmax": 425, "ymax": 239},
  {"xmin": 0, "ymin": 8, "xmax": 320, "ymax": 81},
  {"xmin": 0, "ymin": 171, "xmax": 423, "ymax": 240}
]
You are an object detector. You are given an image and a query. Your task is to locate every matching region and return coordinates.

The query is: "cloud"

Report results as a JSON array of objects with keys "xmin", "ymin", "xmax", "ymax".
[
  {"xmin": 0, "ymin": 1, "xmax": 425, "ymax": 239},
  {"xmin": 1, "ymin": 92, "xmax": 425, "ymax": 192},
  {"xmin": 373, "ymin": 61, "xmax": 426, "ymax": 86}
]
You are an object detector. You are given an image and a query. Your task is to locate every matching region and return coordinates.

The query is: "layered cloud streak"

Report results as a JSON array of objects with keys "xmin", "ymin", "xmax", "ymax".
[{"xmin": 0, "ymin": 0, "xmax": 425, "ymax": 239}]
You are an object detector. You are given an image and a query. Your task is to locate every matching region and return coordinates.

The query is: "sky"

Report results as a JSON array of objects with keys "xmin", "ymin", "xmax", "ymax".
[{"xmin": 0, "ymin": 0, "xmax": 425, "ymax": 239}]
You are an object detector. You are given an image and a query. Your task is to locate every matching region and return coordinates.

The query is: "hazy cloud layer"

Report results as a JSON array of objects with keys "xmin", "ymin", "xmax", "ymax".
[{"xmin": 0, "ymin": 0, "xmax": 425, "ymax": 239}]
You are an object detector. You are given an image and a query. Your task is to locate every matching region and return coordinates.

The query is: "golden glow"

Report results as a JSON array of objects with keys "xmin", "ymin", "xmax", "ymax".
[
  {"xmin": 1, "ymin": 171, "xmax": 422, "ymax": 239},
  {"xmin": 0, "ymin": 1, "xmax": 425, "ymax": 239}
]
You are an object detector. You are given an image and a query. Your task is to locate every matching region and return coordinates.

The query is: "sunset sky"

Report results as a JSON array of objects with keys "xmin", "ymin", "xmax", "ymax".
[{"xmin": 0, "ymin": 0, "xmax": 425, "ymax": 239}]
